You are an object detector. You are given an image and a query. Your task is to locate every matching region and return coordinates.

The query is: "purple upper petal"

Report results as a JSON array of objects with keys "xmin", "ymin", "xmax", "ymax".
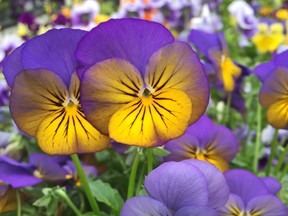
[
  {"xmin": 261, "ymin": 177, "xmax": 282, "ymax": 195},
  {"xmin": 75, "ymin": 18, "xmax": 174, "ymax": 78},
  {"xmin": 188, "ymin": 30, "xmax": 223, "ymax": 57},
  {"xmin": 224, "ymin": 169, "xmax": 270, "ymax": 204},
  {"xmin": 3, "ymin": 28, "xmax": 86, "ymax": 87},
  {"xmin": 254, "ymin": 50, "xmax": 288, "ymax": 82},
  {"xmin": 183, "ymin": 160, "xmax": 229, "ymax": 209},
  {"xmin": 120, "ymin": 196, "xmax": 172, "ymax": 216},
  {"xmin": 144, "ymin": 161, "xmax": 209, "ymax": 212},
  {"xmin": 0, "ymin": 156, "xmax": 41, "ymax": 188},
  {"xmin": 174, "ymin": 205, "xmax": 218, "ymax": 216},
  {"xmin": 246, "ymin": 195, "xmax": 287, "ymax": 216}
]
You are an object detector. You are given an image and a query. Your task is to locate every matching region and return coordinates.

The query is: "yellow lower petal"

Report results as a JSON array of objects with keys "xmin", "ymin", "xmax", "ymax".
[
  {"xmin": 109, "ymin": 89, "xmax": 192, "ymax": 147},
  {"xmin": 267, "ymin": 100, "xmax": 288, "ymax": 129}
]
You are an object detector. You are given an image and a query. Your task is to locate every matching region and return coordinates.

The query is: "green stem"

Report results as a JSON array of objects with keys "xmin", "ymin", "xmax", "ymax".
[
  {"xmin": 223, "ymin": 93, "xmax": 232, "ymax": 125},
  {"xmin": 146, "ymin": 148, "xmax": 154, "ymax": 174},
  {"xmin": 253, "ymin": 103, "xmax": 262, "ymax": 172},
  {"xmin": 55, "ymin": 189, "xmax": 82, "ymax": 216},
  {"xmin": 266, "ymin": 129, "xmax": 279, "ymax": 176},
  {"xmin": 127, "ymin": 151, "xmax": 141, "ymax": 199},
  {"xmin": 71, "ymin": 154, "xmax": 101, "ymax": 215},
  {"xmin": 136, "ymin": 164, "xmax": 146, "ymax": 195},
  {"xmin": 16, "ymin": 189, "xmax": 21, "ymax": 216},
  {"xmin": 280, "ymin": 162, "xmax": 288, "ymax": 181},
  {"xmin": 274, "ymin": 144, "xmax": 288, "ymax": 177}
]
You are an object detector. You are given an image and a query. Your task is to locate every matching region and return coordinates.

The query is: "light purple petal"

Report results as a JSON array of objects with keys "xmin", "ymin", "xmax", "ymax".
[
  {"xmin": 144, "ymin": 161, "xmax": 209, "ymax": 211},
  {"xmin": 20, "ymin": 28, "xmax": 86, "ymax": 87},
  {"xmin": 246, "ymin": 195, "xmax": 287, "ymax": 216},
  {"xmin": 261, "ymin": 177, "xmax": 282, "ymax": 195},
  {"xmin": 0, "ymin": 156, "xmax": 41, "ymax": 188},
  {"xmin": 183, "ymin": 160, "xmax": 229, "ymax": 209},
  {"xmin": 75, "ymin": 18, "xmax": 174, "ymax": 78},
  {"xmin": 2, "ymin": 44, "xmax": 25, "ymax": 87},
  {"xmin": 217, "ymin": 194, "xmax": 245, "ymax": 215},
  {"xmin": 174, "ymin": 205, "xmax": 218, "ymax": 216},
  {"xmin": 224, "ymin": 169, "xmax": 269, "ymax": 204},
  {"xmin": 120, "ymin": 196, "xmax": 172, "ymax": 216}
]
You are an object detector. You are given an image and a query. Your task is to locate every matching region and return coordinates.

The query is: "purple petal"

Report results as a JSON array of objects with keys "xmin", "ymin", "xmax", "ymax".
[
  {"xmin": 20, "ymin": 28, "xmax": 86, "ymax": 87},
  {"xmin": 0, "ymin": 156, "xmax": 41, "ymax": 188},
  {"xmin": 261, "ymin": 177, "xmax": 282, "ymax": 195},
  {"xmin": 75, "ymin": 18, "xmax": 174, "ymax": 78},
  {"xmin": 29, "ymin": 154, "xmax": 66, "ymax": 181},
  {"xmin": 120, "ymin": 196, "xmax": 172, "ymax": 216},
  {"xmin": 2, "ymin": 44, "xmax": 25, "ymax": 87},
  {"xmin": 246, "ymin": 195, "xmax": 287, "ymax": 216},
  {"xmin": 224, "ymin": 169, "xmax": 269, "ymax": 204},
  {"xmin": 174, "ymin": 205, "xmax": 218, "ymax": 216},
  {"xmin": 183, "ymin": 160, "xmax": 229, "ymax": 209},
  {"xmin": 144, "ymin": 161, "xmax": 209, "ymax": 211},
  {"xmin": 188, "ymin": 30, "xmax": 223, "ymax": 57}
]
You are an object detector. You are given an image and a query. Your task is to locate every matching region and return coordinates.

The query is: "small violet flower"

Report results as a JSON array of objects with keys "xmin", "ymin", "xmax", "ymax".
[
  {"xmin": 3, "ymin": 29, "xmax": 110, "ymax": 154},
  {"xmin": 164, "ymin": 115, "xmax": 238, "ymax": 172},
  {"xmin": 76, "ymin": 18, "xmax": 209, "ymax": 147},
  {"xmin": 218, "ymin": 169, "xmax": 287, "ymax": 216},
  {"xmin": 121, "ymin": 160, "xmax": 229, "ymax": 216}
]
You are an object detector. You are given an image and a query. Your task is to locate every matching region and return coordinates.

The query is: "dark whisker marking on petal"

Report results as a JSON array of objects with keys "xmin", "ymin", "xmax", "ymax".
[
  {"xmin": 123, "ymin": 99, "xmax": 142, "ymax": 110},
  {"xmin": 152, "ymin": 97, "xmax": 176, "ymax": 102},
  {"xmin": 152, "ymin": 66, "xmax": 167, "ymax": 89},
  {"xmin": 153, "ymin": 100, "xmax": 176, "ymax": 117},
  {"xmin": 129, "ymin": 104, "xmax": 143, "ymax": 129},
  {"xmin": 117, "ymin": 78, "xmax": 139, "ymax": 93},
  {"xmin": 52, "ymin": 111, "xmax": 67, "ymax": 143},
  {"xmin": 155, "ymin": 69, "xmax": 175, "ymax": 92},
  {"xmin": 152, "ymin": 103, "xmax": 168, "ymax": 128},
  {"xmin": 140, "ymin": 106, "xmax": 146, "ymax": 133},
  {"xmin": 75, "ymin": 115, "xmax": 98, "ymax": 141},
  {"xmin": 120, "ymin": 101, "xmax": 143, "ymax": 124},
  {"xmin": 46, "ymin": 88, "xmax": 65, "ymax": 104},
  {"xmin": 126, "ymin": 75, "xmax": 141, "ymax": 91},
  {"xmin": 109, "ymin": 85, "xmax": 138, "ymax": 97},
  {"xmin": 44, "ymin": 109, "xmax": 65, "ymax": 130},
  {"xmin": 64, "ymin": 115, "xmax": 70, "ymax": 138},
  {"xmin": 39, "ymin": 93, "xmax": 62, "ymax": 107}
]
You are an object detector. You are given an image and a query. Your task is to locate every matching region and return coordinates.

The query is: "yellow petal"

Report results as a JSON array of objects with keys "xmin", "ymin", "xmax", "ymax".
[
  {"xmin": 109, "ymin": 89, "xmax": 192, "ymax": 147},
  {"xmin": 10, "ymin": 69, "xmax": 68, "ymax": 136},
  {"xmin": 36, "ymin": 105, "xmax": 110, "ymax": 154},
  {"xmin": 266, "ymin": 101, "xmax": 288, "ymax": 129},
  {"xmin": 222, "ymin": 71, "xmax": 235, "ymax": 92},
  {"xmin": 145, "ymin": 42, "xmax": 208, "ymax": 125},
  {"xmin": 81, "ymin": 59, "xmax": 144, "ymax": 134},
  {"xmin": 205, "ymin": 156, "xmax": 229, "ymax": 172}
]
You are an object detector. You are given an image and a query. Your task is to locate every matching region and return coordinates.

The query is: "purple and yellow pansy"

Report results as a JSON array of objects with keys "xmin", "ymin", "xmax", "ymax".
[
  {"xmin": 76, "ymin": 18, "xmax": 209, "ymax": 147},
  {"xmin": 3, "ymin": 28, "xmax": 110, "ymax": 155}
]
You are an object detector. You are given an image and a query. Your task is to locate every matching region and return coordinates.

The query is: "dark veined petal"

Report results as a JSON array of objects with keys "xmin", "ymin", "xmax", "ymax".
[
  {"xmin": 217, "ymin": 194, "xmax": 245, "ymax": 216},
  {"xmin": 120, "ymin": 196, "xmax": 172, "ymax": 216},
  {"xmin": 259, "ymin": 67, "xmax": 288, "ymax": 129},
  {"xmin": 10, "ymin": 70, "xmax": 110, "ymax": 155},
  {"xmin": 246, "ymin": 195, "xmax": 287, "ymax": 216},
  {"xmin": 80, "ymin": 59, "xmax": 144, "ymax": 135},
  {"xmin": 144, "ymin": 41, "xmax": 209, "ymax": 125},
  {"xmin": 108, "ymin": 88, "xmax": 192, "ymax": 147},
  {"xmin": 144, "ymin": 161, "xmax": 209, "ymax": 212},
  {"xmin": 76, "ymin": 18, "xmax": 174, "ymax": 78},
  {"xmin": 10, "ymin": 69, "xmax": 69, "ymax": 137}
]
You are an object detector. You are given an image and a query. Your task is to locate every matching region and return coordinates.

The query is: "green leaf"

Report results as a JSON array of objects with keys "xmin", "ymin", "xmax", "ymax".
[
  {"xmin": 153, "ymin": 147, "xmax": 170, "ymax": 157},
  {"xmin": 89, "ymin": 179, "xmax": 124, "ymax": 213},
  {"xmin": 33, "ymin": 193, "xmax": 52, "ymax": 207}
]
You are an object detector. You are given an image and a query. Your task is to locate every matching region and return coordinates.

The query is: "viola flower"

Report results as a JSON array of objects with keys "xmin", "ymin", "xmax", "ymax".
[
  {"xmin": 189, "ymin": 30, "xmax": 242, "ymax": 92},
  {"xmin": 259, "ymin": 67, "xmax": 288, "ymax": 129},
  {"xmin": 0, "ymin": 154, "xmax": 67, "ymax": 188},
  {"xmin": 121, "ymin": 160, "xmax": 229, "ymax": 215},
  {"xmin": 71, "ymin": 0, "xmax": 100, "ymax": 28},
  {"xmin": 76, "ymin": 19, "xmax": 209, "ymax": 147},
  {"xmin": 3, "ymin": 29, "xmax": 110, "ymax": 154},
  {"xmin": 164, "ymin": 115, "xmax": 238, "ymax": 172},
  {"xmin": 252, "ymin": 21, "xmax": 285, "ymax": 53},
  {"xmin": 218, "ymin": 169, "xmax": 286, "ymax": 216}
]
